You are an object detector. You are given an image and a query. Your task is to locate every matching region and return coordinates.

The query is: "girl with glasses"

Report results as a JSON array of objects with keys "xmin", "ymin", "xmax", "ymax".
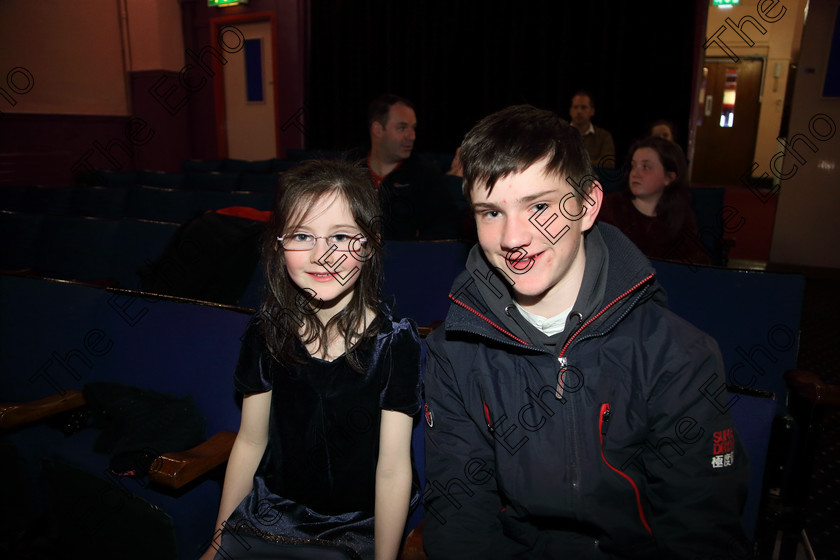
[{"xmin": 201, "ymin": 160, "xmax": 421, "ymax": 560}]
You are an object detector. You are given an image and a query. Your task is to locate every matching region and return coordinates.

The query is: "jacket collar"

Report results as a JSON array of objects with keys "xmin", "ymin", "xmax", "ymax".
[{"xmin": 445, "ymin": 223, "xmax": 663, "ymax": 349}]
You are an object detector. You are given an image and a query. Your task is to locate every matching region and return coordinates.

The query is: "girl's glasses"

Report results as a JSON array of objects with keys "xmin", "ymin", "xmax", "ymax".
[{"xmin": 277, "ymin": 233, "xmax": 368, "ymax": 252}]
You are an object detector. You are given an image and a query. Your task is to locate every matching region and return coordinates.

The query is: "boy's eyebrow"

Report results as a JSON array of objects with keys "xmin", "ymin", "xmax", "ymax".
[
  {"xmin": 471, "ymin": 201, "xmax": 499, "ymax": 211},
  {"xmin": 518, "ymin": 190, "xmax": 559, "ymax": 204},
  {"xmin": 472, "ymin": 190, "xmax": 559, "ymax": 211}
]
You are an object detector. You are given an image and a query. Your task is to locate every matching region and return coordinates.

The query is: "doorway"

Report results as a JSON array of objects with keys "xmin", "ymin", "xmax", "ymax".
[
  {"xmin": 211, "ymin": 14, "xmax": 280, "ymax": 160},
  {"xmin": 692, "ymin": 58, "xmax": 763, "ymax": 186}
]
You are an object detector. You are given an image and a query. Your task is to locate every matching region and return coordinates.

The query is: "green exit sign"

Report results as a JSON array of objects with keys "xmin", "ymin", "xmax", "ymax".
[
  {"xmin": 713, "ymin": 0, "xmax": 740, "ymax": 5},
  {"xmin": 208, "ymin": 0, "xmax": 247, "ymax": 7}
]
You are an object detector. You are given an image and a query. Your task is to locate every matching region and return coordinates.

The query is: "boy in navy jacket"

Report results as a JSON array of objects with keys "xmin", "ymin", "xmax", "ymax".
[{"xmin": 423, "ymin": 105, "xmax": 750, "ymax": 559}]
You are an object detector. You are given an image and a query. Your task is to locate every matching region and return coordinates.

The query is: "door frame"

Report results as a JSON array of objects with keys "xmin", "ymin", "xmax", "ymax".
[
  {"xmin": 691, "ymin": 56, "xmax": 766, "ymax": 185},
  {"xmin": 210, "ymin": 11, "xmax": 280, "ymax": 159}
]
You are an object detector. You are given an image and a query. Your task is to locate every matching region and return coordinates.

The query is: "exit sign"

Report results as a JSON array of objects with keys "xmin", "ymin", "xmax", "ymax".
[
  {"xmin": 208, "ymin": 0, "xmax": 248, "ymax": 7},
  {"xmin": 713, "ymin": 0, "xmax": 740, "ymax": 5}
]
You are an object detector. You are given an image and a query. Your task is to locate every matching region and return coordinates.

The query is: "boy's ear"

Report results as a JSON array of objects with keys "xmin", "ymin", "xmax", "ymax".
[
  {"xmin": 371, "ymin": 121, "xmax": 383, "ymax": 138},
  {"xmin": 580, "ymin": 180, "xmax": 604, "ymax": 232}
]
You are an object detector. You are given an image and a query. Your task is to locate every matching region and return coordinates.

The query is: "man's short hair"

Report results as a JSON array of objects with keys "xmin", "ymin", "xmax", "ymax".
[
  {"xmin": 460, "ymin": 104, "xmax": 594, "ymax": 202},
  {"xmin": 367, "ymin": 94, "xmax": 416, "ymax": 129},
  {"xmin": 571, "ymin": 90, "xmax": 595, "ymax": 107}
]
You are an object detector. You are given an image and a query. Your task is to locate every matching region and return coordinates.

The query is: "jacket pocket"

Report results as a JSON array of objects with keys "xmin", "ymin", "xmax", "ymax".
[{"xmin": 598, "ymin": 403, "xmax": 653, "ymax": 537}]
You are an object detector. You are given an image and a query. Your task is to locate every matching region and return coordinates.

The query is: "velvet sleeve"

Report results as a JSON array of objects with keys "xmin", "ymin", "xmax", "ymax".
[
  {"xmin": 233, "ymin": 319, "xmax": 273, "ymax": 395},
  {"xmin": 379, "ymin": 318, "xmax": 422, "ymax": 416}
]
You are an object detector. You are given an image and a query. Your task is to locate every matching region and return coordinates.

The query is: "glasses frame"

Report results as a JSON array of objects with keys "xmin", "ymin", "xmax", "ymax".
[{"xmin": 276, "ymin": 233, "xmax": 368, "ymax": 252}]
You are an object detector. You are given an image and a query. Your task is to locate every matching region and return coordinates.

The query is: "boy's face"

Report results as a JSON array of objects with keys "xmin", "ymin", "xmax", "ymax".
[{"xmin": 470, "ymin": 158, "xmax": 601, "ymax": 316}]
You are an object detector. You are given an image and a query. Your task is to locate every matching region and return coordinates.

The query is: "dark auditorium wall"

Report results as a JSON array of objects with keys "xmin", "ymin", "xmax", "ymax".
[{"xmin": 305, "ymin": 0, "xmax": 705, "ymax": 162}]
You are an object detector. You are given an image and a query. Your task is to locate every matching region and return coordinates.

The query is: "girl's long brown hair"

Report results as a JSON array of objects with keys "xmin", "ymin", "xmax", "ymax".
[{"xmin": 258, "ymin": 159, "xmax": 383, "ymax": 372}]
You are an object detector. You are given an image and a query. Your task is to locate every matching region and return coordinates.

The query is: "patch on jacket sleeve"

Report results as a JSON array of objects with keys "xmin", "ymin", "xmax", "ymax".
[
  {"xmin": 711, "ymin": 427, "xmax": 735, "ymax": 468},
  {"xmin": 424, "ymin": 403, "xmax": 434, "ymax": 428}
]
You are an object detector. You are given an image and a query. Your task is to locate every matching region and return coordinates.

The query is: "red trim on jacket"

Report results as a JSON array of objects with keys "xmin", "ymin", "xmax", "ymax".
[
  {"xmin": 599, "ymin": 403, "xmax": 653, "ymax": 536},
  {"xmin": 448, "ymin": 295, "xmax": 530, "ymax": 346}
]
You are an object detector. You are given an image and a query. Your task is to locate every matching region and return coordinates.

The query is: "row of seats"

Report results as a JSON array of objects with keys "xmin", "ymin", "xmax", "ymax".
[
  {"xmin": 180, "ymin": 151, "xmax": 453, "ymax": 174},
  {"xmin": 1, "ymin": 207, "xmax": 472, "ymax": 318},
  {"xmin": 0, "ymin": 251, "xmax": 809, "ymax": 558},
  {"xmin": 0, "ymin": 185, "xmax": 274, "ymax": 222},
  {"xmin": 85, "ymin": 169, "xmax": 283, "ymax": 191},
  {"xmin": 1, "ymin": 211, "xmax": 180, "ymax": 291},
  {"xmin": 0, "ymin": 274, "xmax": 254, "ymax": 560},
  {"xmin": 88, "ymin": 152, "xmax": 454, "ymax": 190}
]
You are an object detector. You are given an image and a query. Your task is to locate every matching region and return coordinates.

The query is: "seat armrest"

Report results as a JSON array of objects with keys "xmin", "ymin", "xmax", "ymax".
[
  {"xmin": 401, "ymin": 519, "xmax": 426, "ymax": 560},
  {"xmin": 786, "ymin": 369, "xmax": 840, "ymax": 406},
  {"xmin": 0, "ymin": 389, "xmax": 86, "ymax": 430},
  {"xmin": 149, "ymin": 430, "xmax": 237, "ymax": 489}
]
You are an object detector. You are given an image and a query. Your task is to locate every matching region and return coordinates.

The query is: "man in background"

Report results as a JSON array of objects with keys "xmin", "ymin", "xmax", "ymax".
[
  {"xmin": 570, "ymin": 90, "xmax": 616, "ymax": 168},
  {"xmin": 349, "ymin": 94, "xmax": 460, "ymax": 240}
]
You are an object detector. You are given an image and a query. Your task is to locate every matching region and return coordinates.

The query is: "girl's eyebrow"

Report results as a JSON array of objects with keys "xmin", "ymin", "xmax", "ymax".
[{"xmin": 292, "ymin": 223, "xmax": 359, "ymax": 232}]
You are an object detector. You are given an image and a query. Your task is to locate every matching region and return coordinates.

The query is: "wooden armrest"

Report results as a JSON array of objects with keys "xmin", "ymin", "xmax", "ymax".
[
  {"xmin": 400, "ymin": 519, "xmax": 426, "ymax": 560},
  {"xmin": 786, "ymin": 369, "xmax": 840, "ymax": 407},
  {"xmin": 0, "ymin": 389, "xmax": 86, "ymax": 430},
  {"xmin": 149, "ymin": 430, "xmax": 237, "ymax": 489}
]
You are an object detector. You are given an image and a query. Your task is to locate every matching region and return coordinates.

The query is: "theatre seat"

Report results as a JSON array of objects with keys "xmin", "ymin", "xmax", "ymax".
[
  {"xmin": 0, "ymin": 275, "xmax": 252, "ymax": 560},
  {"xmin": 381, "ymin": 240, "xmax": 471, "ymax": 329}
]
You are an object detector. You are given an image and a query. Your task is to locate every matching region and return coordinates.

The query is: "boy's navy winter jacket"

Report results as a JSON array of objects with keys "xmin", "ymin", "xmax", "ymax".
[{"xmin": 423, "ymin": 223, "xmax": 751, "ymax": 559}]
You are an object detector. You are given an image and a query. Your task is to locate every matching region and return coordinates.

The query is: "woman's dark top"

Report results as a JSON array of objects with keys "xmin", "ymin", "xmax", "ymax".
[
  {"xmin": 598, "ymin": 192, "xmax": 711, "ymax": 265},
  {"xmin": 225, "ymin": 306, "xmax": 422, "ymax": 557}
]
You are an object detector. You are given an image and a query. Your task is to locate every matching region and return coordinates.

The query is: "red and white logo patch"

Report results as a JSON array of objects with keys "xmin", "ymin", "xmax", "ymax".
[
  {"xmin": 711, "ymin": 427, "xmax": 735, "ymax": 468},
  {"xmin": 424, "ymin": 403, "xmax": 434, "ymax": 428}
]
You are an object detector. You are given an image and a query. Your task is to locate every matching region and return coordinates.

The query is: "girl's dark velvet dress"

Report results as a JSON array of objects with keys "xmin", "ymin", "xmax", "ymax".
[{"xmin": 216, "ymin": 307, "xmax": 422, "ymax": 560}]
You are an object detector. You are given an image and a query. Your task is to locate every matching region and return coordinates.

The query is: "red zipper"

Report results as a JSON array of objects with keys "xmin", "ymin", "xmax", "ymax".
[
  {"xmin": 556, "ymin": 273, "xmax": 654, "ymax": 397},
  {"xmin": 598, "ymin": 403, "xmax": 653, "ymax": 536},
  {"xmin": 483, "ymin": 400, "xmax": 493, "ymax": 432}
]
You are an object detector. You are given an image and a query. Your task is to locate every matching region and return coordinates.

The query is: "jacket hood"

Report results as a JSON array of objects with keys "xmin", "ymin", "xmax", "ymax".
[{"xmin": 446, "ymin": 222, "xmax": 666, "ymax": 349}]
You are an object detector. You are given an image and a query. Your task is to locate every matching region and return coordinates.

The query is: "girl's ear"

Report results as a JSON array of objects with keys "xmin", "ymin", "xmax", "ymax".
[{"xmin": 665, "ymin": 171, "xmax": 677, "ymax": 186}]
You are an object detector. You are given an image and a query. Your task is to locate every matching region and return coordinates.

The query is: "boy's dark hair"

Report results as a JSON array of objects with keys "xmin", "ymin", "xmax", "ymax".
[
  {"xmin": 367, "ymin": 94, "xmax": 416, "ymax": 130},
  {"xmin": 459, "ymin": 104, "xmax": 594, "ymax": 202}
]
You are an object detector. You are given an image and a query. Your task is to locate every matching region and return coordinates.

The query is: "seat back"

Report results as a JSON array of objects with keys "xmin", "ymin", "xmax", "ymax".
[
  {"xmin": 0, "ymin": 274, "xmax": 252, "ymax": 560},
  {"xmin": 727, "ymin": 386, "xmax": 776, "ymax": 542},
  {"xmin": 382, "ymin": 240, "xmax": 471, "ymax": 328},
  {"xmin": 652, "ymin": 259, "xmax": 805, "ymax": 413},
  {"xmin": 690, "ymin": 187, "xmax": 727, "ymax": 266}
]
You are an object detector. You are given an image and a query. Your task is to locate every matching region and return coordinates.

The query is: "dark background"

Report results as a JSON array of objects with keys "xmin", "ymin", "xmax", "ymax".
[{"xmin": 305, "ymin": 0, "xmax": 700, "ymax": 162}]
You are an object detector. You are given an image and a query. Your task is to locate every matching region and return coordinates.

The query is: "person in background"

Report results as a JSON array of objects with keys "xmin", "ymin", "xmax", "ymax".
[
  {"xmin": 446, "ymin": 146, "xmax": 463, "ymax": 178},
  {"xmin": 598, "ymin": 136, "xmax": 710, "ymax": 265},
  {"xmin": 348, "ymin": 94, "xmax": 460, "ymax": 240},
  {"xmin": 648, "ymin": 119, "xmax": 676, "ymax": 142},
  {"xmin": 569, "ymin": 90, "xmax": 615, "ymax": 168}
]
